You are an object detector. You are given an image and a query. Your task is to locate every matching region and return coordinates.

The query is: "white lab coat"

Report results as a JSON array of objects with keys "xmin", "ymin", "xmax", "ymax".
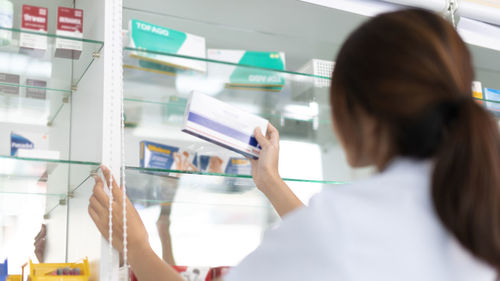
[{"xmin": 225, "ymin": 158, "xmax": 497, "ymax": 281}]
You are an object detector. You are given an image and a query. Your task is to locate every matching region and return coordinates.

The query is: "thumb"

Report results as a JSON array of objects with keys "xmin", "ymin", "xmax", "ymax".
[{"xmin": 254, "ymin": 127, "xmax": 269, "ymax": 148}]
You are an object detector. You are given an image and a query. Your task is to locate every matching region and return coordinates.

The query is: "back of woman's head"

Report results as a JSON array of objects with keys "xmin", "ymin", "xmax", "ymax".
[{"xmin": 331, "ymin": 8, "xmax": 500, "ymax": 273}]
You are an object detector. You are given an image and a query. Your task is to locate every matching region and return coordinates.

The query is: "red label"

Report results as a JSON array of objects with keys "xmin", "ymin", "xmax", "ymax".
[
  {"xmin": 22, "ymin": 5, "xmax": 48, "ymax": 32},
  {"xmin": 57, "ymin": 7, "xmax": 83, "ymax": 33}
]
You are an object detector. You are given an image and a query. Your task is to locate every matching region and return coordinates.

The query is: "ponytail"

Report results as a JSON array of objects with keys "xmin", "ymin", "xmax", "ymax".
[{"xmin": 432, "ymin": 99, "xmax": 500, "ymax": 272}]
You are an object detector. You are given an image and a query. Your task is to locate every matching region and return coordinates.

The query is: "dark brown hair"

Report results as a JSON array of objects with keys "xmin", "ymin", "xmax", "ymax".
[{"xmin": 331, "ymin": 8, "xmax": 500, "ymax": 273}]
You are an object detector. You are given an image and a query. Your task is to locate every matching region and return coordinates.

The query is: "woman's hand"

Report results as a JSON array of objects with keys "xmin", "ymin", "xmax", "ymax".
[
  {"xmin": 251, "ymin": 124, "xmax": 304, "ymax": 217},
  {"xmin": 88, "ymin": 165, "xmax": 151, "ymax": 259},
  {"xmin": 251, "ymin": 124, "xmax": 281, "ymax": 193}
]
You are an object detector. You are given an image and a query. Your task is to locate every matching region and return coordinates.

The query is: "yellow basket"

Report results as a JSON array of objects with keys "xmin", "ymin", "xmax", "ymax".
[
  {"xmin": 29, "ymin": 258, "xmax": 89, "ymax": 281},
  {"xmin": 6, "ymin": 275, "xmax": 21, "ymax": 281}
]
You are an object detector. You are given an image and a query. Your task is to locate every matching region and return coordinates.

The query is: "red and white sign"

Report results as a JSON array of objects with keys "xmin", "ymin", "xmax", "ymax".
[
  {"xmin": 20, "ymin": 5, "xmax": 48, "ymax": 51},
  {"xmin": 22, "ymin": 5, "xmax": 48, "ymax": 32},
  {"xmin": 55, "ymin": 7, "xmax": 83, "ymax": 59},
  {"xmin": 57, "ymin": 7, "xmax": 83, "ymax": 34}
]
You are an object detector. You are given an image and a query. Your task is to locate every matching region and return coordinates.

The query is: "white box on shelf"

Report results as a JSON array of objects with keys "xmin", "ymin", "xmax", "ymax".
[
  {"xmin": 297, "ymin": 59, "xmax": 334, "ymax": 88},
  {"xmin": 182, "ymin": 91, "xmax": 268, "ymax": 159}
]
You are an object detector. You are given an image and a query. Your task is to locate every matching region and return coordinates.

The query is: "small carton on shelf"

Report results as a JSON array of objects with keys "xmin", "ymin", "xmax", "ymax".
[
  {"xmin": 127, "ymin": 19, "xmax": 206, "ymax": 74},
  {"xmin": 0, "ymin": 73, "xmax": 20, "ymax": 96},
  {"xmin": 140, "ymin": 140, "xmax": 197, "ymax": 177},
  {"xmin": 54, "ymin": 7, "xmax": 83, "ymax": 59},
  {"xmin": 19, "ymin": 5, "xmax": 48, "ymax": 55},
  {"xmin": 29, "ymin": 258, "xmax": 89, "ymax": 281},
  {"xmin": 182, "ymin": 91, "xmax": 268, "ymax": 159},
  {"xmin": 472, "ymin": 81, "xmax": 483, "ymax": 99},
  {"xmin": 484, "ymin": 88, "xmax": 500, "ymax": 116},
  {"xmin": 292, "ymin": 59, "xmax": 334, "ymax": 101},
  {"xmin": 0, "ymin": 259, "xmax": 7, "ymax": 281},
  {"xmin": 206, "ymin": 49, "xmax": 285, "ymax": 91}
]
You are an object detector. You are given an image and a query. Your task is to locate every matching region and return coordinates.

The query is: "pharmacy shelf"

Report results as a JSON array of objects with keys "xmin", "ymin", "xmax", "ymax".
[
  {"xmin": 0, "ymin": 90, "xmax": 69, "ymax": 126},
  {"xmin": 123, "ymin": 166, "xmax": 344, "ymax": 207},
  {"xmin": 0, "ymin": 155, "xmax": 99, "ymax": 197},
  {"xmin": 0, "ymin": 27, "xmax": 103, "ymax": 94}
]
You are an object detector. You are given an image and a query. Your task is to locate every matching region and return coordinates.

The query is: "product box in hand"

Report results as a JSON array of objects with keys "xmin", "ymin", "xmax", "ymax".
[
  {"xmin": 140, "ymin": 141, "xmax": 197, "ymax": 177},
  {"xmin": 55, "ymin": 7, "xmax": 83, "ymax": 59},
  {"xmin": 182, "ymin": 91, "xmax": 268, "ymax": 159},
  {"xmin": 207, "ymin": 49, "xmax": 285, "ymax": 91},
  {"xmin": 127, "ymin": 19, "xmax": 206, "ymax": 74},
  {"xmin": 19, "ymin": 5, "xmax": 48, "ymax": 55}
]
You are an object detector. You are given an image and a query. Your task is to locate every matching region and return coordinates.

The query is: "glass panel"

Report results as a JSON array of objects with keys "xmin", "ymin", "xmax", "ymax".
[
  {"xmin": 0, "ymin": 27, "xmax": 103, "ymax": 92},
  {"xmin": 0, "ymin": 156, "xmax": 98, "ymax": 274}
]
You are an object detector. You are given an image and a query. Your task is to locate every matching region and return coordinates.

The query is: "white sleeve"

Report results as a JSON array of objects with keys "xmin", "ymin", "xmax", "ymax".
[{"xmin": 223, "ymin": 194, "xmax": 338, "ymax": 281}]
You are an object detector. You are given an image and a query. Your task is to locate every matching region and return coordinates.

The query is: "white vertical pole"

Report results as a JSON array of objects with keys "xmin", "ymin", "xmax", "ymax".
[{"xmin": 100, "ymin": 0, "xmax": 123, "ymax": 280}]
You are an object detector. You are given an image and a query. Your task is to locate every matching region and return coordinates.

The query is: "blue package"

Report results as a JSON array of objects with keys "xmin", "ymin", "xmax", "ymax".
[
  {"xmin": 0, "ymin": 259, "xmax": 7, "ymax": 281},
  {"xmin": 485, "ymin": 88, "xmax": 500, "ymax": 116},
  {"xmin": 224, "ymin": 157, "xmax": 253, "ymax": 193},
  {"xmin": 140, "ymin": 141, "xmax": 179, "ymax": 170},
  {"xmin": 10, "ymin": 133, "xmax": 34, "ymax": 156}
]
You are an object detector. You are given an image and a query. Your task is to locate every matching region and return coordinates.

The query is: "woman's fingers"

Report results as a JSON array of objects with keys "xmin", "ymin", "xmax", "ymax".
[
  {"xmin": 101, "ymin": 165, "xmax": 120, "ymax": 190},
  {"xmin": 93, "ymin": 176, "xmax": 110, "ymax": 208},
  {"xmin": 267, "ymin": 123, "xmax": 280, "ymax": 146},
  {"xmin": 254, "ymin": 127, "xmax": 269, "ymax": 148}
]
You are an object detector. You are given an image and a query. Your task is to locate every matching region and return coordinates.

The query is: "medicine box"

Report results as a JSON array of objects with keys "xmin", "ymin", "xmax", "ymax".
[
  {"xmin": 55, "ymin": 7, "xmax": 83, "ymax": 59},
  {"xmin": 20, "ymin": 5, "xmax": 48, "ymax": 54},
  {"xmin": 472, "ymin": 81, "xmax": 483, "ymax": 99},
  {"xmin": 182, "ymin": 91, "xmax": 268, "ymax": 159},
  {"xmin": 485, "ymin": 88, "xmax": 500, "ymax": 116},
  {"xmin": 207, "ymin": 49, "xmax": 285, "ymax": 90},
  {"xmin": 140, "ymin": 141, "xmax": 197, "ymax": 177},
  {"xmin": 128, "ymin": 19, "xmax": 206, "ymax": 73}
]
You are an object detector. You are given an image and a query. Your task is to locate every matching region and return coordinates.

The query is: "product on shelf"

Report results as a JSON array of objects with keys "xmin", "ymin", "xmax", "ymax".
[
  {"xmin": 25, "ymin": 79, "xmax": 47, "ymax": 99},
  {"xmin": 472, "ymin": 81, "xmax": 483, "ymax": 99},
  {"xmin": 10, "ymin": 131, "xmax": 59, "ymax": 160},
  {"xmin": 182, "ymin": 91, "xmax": 268, "ymax": 159},
  {"xmin": 127, "ymin": 19, "xmax": 206, "ymax": 74},
  {"xmin": 5, "ymin": 276, "xmax": 20, "ymax": 281},
  {"xmin": 206, "ymin": 49, "xmax": 285, "ymax": 91},
  {"xmin": 140, "ymin": 140, "xmax": 197, "ymax": 176},
  {"xmin": 485, "ymin": 88, "xmax": 500, "ymax": 116},
  {"xmin": 0, "ymin": 72, "xmax": 20, "ymax": 95},
  {"xmin": 0, "ymin": 0, "xmax": 13, "ymax": 46},
  {"xmin": 19, "ymin": 5, "xmax": 48, "ymax": 55},
  {"xmin": 29, "ymin": 258, "xmax": 89, "ymax": 281},
  {"xmin": 224, "ymin": 157, "xmax": 253, "ymax": 192},
  {"xmin": 0, "ymin": 259, "xmax": 7, "ymax": 281},
  {"xmin": 55, "ymin": 7, "xmax": 83, "ymax": 59}
]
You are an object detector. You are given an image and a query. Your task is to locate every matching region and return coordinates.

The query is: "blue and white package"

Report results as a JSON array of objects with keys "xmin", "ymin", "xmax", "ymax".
[
  {"xmin": 10, "ymin": 132, "xmax": 34, "ymax": 156},
  {"xmin": 140, "ymin": 141, "xmax": 179, "ymax": 170},
  {"xmin": 140, "ymin": 140, "xmax": 198, "ymax": 173},
  {"xmin": 485, "ymin": 88, "xmax": 500, "ymax": 115},
  {"xmin": 182, "ymin": 91, "xmax": 269, "ymax": 159},
  {"xmin": 224, "ymin": 157, "xmax": 253, "ymax": 192}
]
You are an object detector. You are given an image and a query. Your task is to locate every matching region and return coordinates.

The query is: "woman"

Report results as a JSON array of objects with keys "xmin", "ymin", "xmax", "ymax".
[{"xmin": 89, "ymin": 8, "xmax": 500, "ymax": 280}]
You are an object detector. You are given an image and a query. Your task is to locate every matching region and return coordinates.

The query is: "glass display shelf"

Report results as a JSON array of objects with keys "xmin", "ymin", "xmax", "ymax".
[
  {"xmin": 0, "ymin": 27, "xmax": 103, "ymax": 94},
  {"xmin": 0, "ymin": 155, "xmax": 99, "ymax": 197},
  {"xmin": 0, "ymin": 89, "xmax": 69, "ymax": 126}
]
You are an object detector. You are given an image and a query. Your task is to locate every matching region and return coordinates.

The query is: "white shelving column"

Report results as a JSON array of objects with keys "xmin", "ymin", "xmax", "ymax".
[{"xmin": 70, "ymin": 0, "xmax": 124, "ymax": 280}]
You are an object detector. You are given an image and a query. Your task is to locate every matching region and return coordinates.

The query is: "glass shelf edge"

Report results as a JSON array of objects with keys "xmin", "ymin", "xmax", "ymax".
[
  {"xmin": 124, "ymin": 47, "xmax": 331, "ymax": 80},
  {"xmin": 125, "ymin": 166, "xmax": 346, "ymax": 185},
  {"xmin": 0, "ymin": 155, "xmax": 100, "ymax": 166},
  {"xmin": 0, "ymin": 26, "xmax": 104, "ymax": 45}
]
